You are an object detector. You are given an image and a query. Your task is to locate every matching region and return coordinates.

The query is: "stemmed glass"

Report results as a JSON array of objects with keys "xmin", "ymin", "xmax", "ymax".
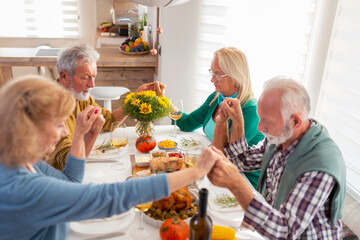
[
  {"xmin": 168, "ymin": 98, "xmax": 183, "ymax": 137},
  {"xmin": 110, "ymin": 122, "xmax": 128, "ymax": 170},
  {"xmin": 130, "ymin": 201, "xmax": 153, "ymax": 239}
]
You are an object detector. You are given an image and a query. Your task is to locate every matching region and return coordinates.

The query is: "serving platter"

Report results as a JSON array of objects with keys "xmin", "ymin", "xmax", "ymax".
[{"xmin": 143, "ymin": 189, "xmax": 198, "ymax": 228}]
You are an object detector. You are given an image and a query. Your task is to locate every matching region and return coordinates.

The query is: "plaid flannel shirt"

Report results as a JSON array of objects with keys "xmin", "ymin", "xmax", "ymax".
[{"xmin": 224, "ymin": 136, "xmax": 342, "ymax": 239}]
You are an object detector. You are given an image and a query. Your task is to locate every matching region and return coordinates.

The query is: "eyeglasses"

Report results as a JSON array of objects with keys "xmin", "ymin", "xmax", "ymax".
[{"xmin": 208, "ymin": 69, "xmax": 228, "ymax": 80}]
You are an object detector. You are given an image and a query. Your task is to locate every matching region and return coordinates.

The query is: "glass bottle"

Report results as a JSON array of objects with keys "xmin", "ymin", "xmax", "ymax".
[{"xmin": 189, "ymin": 188, "xmax": 212, "ymax": 240}]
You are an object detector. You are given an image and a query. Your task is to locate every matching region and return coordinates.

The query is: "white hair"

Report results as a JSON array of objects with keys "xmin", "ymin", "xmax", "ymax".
[
  {"xmin": 57, "ymin": 42, "xmax": 99, "ymax": 78},
  {"xmin": 263, "ymin": 76, "xmax": 311, "ymax": 121}
]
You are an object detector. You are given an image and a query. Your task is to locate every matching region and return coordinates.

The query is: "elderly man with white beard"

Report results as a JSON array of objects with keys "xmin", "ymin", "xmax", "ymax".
[
  {"xmin": 49, "ymin": 42, "xmax": 164, "ymax": 170},
  {"xmin": 208, "ymin": 76, "xmax": 346, "ymax": 239}
]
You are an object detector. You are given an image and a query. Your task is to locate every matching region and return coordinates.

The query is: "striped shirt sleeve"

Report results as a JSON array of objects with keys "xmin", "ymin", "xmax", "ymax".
[{"xmin": 224, "ymin": 136, "xmax": 266, "ymax": 172}]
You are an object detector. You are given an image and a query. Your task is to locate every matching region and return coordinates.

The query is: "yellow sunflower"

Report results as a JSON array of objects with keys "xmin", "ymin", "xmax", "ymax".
[
  {"xmin": 132, "ymin": 99, "xmax": 141, "ymax": 106},
  {"xmin": 157, "ymin": 96, "xmax": 168, "ymax": 108},
  {"xmin": 144, "ymin": 90, "xmax": 156, "ymax": 97},
  {"xmin": 124, "ymin": 92, "xmax": 135, "ymax": 104},
  {"xmin": 139, "ymin": 103, "xmax": 152, "ymax": 114}
]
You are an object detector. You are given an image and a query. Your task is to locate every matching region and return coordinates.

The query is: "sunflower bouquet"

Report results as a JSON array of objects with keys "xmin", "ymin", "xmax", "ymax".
[{"xmin": 122, "ymin": 90, "xmax": 171, "ymax": 136}]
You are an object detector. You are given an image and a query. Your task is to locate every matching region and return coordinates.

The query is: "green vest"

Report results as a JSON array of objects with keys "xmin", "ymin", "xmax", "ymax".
[{"xmin": 256, "ymin": 120, "xmax": 346, "ymax": 225}]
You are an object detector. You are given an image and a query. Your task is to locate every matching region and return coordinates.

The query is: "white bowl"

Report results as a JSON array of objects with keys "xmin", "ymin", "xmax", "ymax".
[
  {"xmin": 135, "ymin": 154, "xmax": 151, "ymax": 167},
  {"xmin": 150, "ymin": 150, "xmax": 167, "ymax": 158}
]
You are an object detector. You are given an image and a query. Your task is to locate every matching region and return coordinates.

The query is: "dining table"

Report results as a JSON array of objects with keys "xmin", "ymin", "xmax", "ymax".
[{"xmin": 66, "ymin": 125, "xmax": 264, "ymax": 240}]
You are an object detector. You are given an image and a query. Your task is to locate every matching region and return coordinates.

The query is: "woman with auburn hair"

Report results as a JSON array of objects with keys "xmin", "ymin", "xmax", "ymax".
[
  {"xmin": 0, "ymin": 75, "xmax": 219, "ymax": 240},
  {"xmin": 175, "ymin": 47, "xmax": 264, "ymax": 188}
]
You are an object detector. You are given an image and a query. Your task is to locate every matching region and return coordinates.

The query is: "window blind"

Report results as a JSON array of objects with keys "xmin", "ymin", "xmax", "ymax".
[
  {"xmin": 195, "ymin": 0, "xmax": 317, "ymax": 108},
  {"xmin": 0, "ymin": 0, "xmax": 79, "ymax": 38},
  {"xmin": 315, "ymin": 0, "xmax": 360, "ymax": 201}
]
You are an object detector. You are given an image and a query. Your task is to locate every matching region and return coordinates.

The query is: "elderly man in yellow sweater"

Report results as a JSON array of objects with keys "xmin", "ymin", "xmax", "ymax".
[{"xmin": 48, "ymin": 42, "xmax": 164, "ymax": 169}]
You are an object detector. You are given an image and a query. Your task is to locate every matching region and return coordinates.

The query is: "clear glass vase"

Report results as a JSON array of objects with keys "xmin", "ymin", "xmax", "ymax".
[{"xmin": 135, "ymin": 121, "xmax": 154, "ymax": 136}]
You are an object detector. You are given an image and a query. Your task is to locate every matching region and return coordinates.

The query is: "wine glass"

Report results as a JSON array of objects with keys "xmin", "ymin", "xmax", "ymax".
[
  {"xmin": 110, "ymin": 122, "xmax": 128, "ymax": 170},
  {"xmin": 169, "ymin": 98, "xmax": 183, "ymax": 138},
  {"xmin": 130, "ymin": 201, "xmax": 153, "ymax": 239}
]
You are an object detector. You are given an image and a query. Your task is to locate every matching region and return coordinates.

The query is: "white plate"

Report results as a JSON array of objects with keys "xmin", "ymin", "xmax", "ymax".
[
  {"xmin": 236, "ymin": 229, "xmax": 265, "ymax": 240},
  {"xmin": 70, "ymin": 210, "xmax": 135, "ymax": 235},
  {"xmin": 199, "ymin": 178, "xmax": 244, "ymax": 227},
  {"xmin": 177, "ymin": 135, "xmax": 210, "ymax": 151},
  {"xmin": 88, "ymin": 145, "xmax": 128, "ymax": 160}
]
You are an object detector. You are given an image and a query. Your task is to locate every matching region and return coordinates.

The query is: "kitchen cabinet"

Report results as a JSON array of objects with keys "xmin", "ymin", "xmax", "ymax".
[{"xmin": 0, "ymin": 47, "xmax": 156, "ymax": 126}]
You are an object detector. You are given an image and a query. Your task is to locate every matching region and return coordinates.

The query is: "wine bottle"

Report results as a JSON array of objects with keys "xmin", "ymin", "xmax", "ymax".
[{"xmin": 189, "ymin": 188, "xmax": 212, "ymax": 240}]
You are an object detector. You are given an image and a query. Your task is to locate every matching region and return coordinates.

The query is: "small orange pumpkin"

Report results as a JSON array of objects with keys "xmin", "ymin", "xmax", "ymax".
[
  {"xmin": 136, "ymin": 135, "xmax": 156, "ymax": 153},
  {"xmin": 160, "ymin": 217, "xmax": 189, "ymax": 240}
]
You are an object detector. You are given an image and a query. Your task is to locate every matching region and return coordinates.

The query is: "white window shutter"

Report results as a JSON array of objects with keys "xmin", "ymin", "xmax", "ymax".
[
  {"xmin": 315, "ymin": 0, "xmax": 360, "ymax": 201},
  {"xmin": 0, "ymin": 0, "xmax": 79, "ymax": 38},
  {"xmin": 195, "ymin": 0, "xmax": 317, "ymax": 108}
]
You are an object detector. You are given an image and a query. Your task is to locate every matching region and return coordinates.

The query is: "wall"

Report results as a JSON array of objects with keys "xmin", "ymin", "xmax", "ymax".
[
  {"xmin": 96, "ymin": 0, "xmax": 113, "ymax": 26},
  {"xmin": 156, "ymin": 0, "xmax": 201, "ymax": 113}
]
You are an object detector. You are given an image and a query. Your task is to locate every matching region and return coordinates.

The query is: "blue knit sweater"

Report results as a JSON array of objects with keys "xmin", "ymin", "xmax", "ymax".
[{"xmin": 0, "ymin": 155, "xmax": 169, "ymax": 240}]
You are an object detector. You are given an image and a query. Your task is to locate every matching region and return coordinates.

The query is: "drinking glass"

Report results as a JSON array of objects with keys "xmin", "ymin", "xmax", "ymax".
[
  {"xmin": 130, "ymin": 201, "xmax": 153, "ymax": 239},
  {"xmin": 169, "ymin": 99, "xmax": 183, "ymax": 137},
  {"xmin": 110, "ymin": 122, "xmax": 128, "ymax": 170}
]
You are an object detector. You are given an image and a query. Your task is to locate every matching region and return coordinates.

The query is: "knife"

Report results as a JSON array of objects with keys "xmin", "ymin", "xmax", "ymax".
[{"xmin": 85, "ymin": 231, "xmax": 125, "ymax": 240}]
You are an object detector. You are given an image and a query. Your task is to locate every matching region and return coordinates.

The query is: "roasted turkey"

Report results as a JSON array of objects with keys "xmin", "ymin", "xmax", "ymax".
[{"xmin": 152, "ymin": 187, "xmax": 192, "ymax": 211}]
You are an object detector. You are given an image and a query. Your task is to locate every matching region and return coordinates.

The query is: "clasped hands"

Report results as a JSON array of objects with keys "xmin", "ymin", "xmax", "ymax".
[
  {"xmin": 198, "ymin": 146, "xmax": 243, "ymax": 191},
  {"xmin": 75, "ymin": 105, "xmax": 105, "ymax": 137},
  {"xmin": 214, "ymin": 97, "xmax": 244, "ymax": 125}
]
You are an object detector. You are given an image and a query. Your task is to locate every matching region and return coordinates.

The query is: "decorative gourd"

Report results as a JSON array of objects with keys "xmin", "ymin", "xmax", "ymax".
[
  {"xmin": 160, "ymin": 217, "xmax": 189, "ymax": 240},
  {"xmin": 136, "ymin": 135, "xmax": 156, "ymax": 153},
  {"xmin": 211, "ymin": 225, "xmax": 236, "ymax": 240}
]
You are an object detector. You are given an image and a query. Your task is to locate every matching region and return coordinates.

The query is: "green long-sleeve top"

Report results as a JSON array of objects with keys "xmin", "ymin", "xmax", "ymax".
[{"xmin": 176, "ymin": 91, "xmax": 264, "ymax": 188}]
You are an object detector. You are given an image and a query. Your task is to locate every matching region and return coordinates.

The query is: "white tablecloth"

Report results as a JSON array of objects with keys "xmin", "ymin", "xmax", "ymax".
[{"xmin": 66, "ymin": 125, "xmax": 264, "ymax": 240}]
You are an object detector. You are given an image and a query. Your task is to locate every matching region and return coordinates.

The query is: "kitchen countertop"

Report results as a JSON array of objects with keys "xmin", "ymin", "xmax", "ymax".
[
  {"xmin": 0, "ymin": 47, "xmax": 156, "ymax": 68},
  {"xmin": 0, "ymin": 47, "xmax": 156, "ymax": 87}
]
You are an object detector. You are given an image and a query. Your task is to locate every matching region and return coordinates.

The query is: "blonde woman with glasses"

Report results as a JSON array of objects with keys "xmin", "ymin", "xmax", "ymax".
[{"xmin": 176, "ymin": 47, "xmax": 264, "ymax": 188}]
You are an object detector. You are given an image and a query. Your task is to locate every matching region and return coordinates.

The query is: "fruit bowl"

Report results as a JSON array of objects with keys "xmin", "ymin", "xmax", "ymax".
[
  {"xmin": 119, "ymin": 48, "xmax": 150, "ymax": 55},
  {"xmin": 120, "ymin": 37, "xmax": 150, "ymax": 55}
]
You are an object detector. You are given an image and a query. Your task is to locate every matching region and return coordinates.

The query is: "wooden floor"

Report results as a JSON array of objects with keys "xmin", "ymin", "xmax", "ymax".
[{"xmin": 343, "ymin": 194, "xmax": 360, "ymax": 236}]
